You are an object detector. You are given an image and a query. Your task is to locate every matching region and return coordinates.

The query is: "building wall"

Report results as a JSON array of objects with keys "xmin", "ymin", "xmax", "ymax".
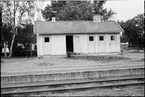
[
  {"xmin": 37, "ymin": 34, "xmax": 44, "ymax": 56},
  {"xmin": 51, "ymin": 35, "xmax": 66, "ymax": 55},
  {"xmin": 117, "ymin": 34, "xmax": 121, "ymax": 52},
  {"xmin": 105, "ymin": 34, "xmax": 110, "ymax": 53},
  {"xmin": 37, "ymin": 33, "xmax": 120, "ymax": 56},
  {"xmin": 97, "ymin": 34, "xmax": 107, "ymax": 53},
  {"xmin": 38, "ymin": 35, "xmax": 66, "ymax": 55},
  {"xmin": 73, "ymin": 33, "xmax": 120, "ymax": 54},
  {"xmin": 87, "ymin": 34, "xmax": 96, "ymax": 53},
  {"xmin": 73, "ymin": 34, "xmax": 88, "ymax": 54}
]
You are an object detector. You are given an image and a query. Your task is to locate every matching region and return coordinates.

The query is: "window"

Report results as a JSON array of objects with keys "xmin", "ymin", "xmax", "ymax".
[
  {"xmin": 89, "ymin": 36, "xmax": 94, "ymax": 41},
  {"xmin": 111, "ymin": 36, "xmax": 115, "ymax": 41},
  {"xmin": 99, "ymin": 36, "xmax": 104, "ymax": 41},
  {"xmin": 44, "ymin": 37, "xmax": 49, "ymax": 42}
]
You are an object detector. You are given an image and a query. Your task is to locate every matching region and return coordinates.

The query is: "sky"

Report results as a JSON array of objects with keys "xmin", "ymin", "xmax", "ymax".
[
  {"xmin": 35, "ymin": 0, "xmax": 144, "ymax": 22},
  {"xmin": 104, "ymin": 0, "xmax": 144, "ymax": 21}
]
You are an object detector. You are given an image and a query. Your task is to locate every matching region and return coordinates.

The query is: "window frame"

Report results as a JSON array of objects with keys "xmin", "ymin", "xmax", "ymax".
[
  {"xmin": 44, "ymin": 37, "xmax": 50, "ymax": 42},
  {"xmin": 99, "ymin": 36, "xmax": 104, "ymax": 41},
  {"xmin": 89, "ymin": 36, "xmax": 94, "ymax": 41},
  {"xmin": 111, "ymin": 35, "xmax": 115, "ymax": 41}
]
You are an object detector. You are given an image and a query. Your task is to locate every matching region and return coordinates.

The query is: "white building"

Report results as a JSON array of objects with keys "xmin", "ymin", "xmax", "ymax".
[{"xmin": 34, "ymin": 15, "xmax": 124, "ymax": 56}]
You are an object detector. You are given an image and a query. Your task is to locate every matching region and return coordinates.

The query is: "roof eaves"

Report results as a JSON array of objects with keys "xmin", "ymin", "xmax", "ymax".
[
  {"xmin": 39, "ymin": 31, "xmax": 120, "ymax": 35},
  {"xmin": 113, "ymin": 21, "xmax": 124, "ymax": 33}
]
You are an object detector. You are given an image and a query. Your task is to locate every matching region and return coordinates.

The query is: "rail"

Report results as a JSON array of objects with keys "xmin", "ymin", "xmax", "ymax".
[{"xmin": 1, "ymin": 75, "xmax": 144, "ymax": 95}]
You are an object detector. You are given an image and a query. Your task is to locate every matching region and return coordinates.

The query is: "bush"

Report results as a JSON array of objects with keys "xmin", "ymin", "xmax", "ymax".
[{"xmin": 12, "ymin": 45, "xmax": 37, "ymax": 57}]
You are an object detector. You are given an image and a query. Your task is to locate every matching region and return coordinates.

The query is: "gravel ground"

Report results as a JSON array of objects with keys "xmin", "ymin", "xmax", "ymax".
[
  {"xmin": 12, "ymin": 85, "xmax": 144, "ymax": 96},
  {"xmin": 39, "ymin": 85, "xmax": 144, "ymax": 96},
  {"xmin": 1, "ymin": 45, "xmax": 144, "ymax": 76},
  {"xmin": 1, "ymin": 45, "xmax": 144, "ymax": 96},
  {"xmin": 67, "ymin": 55, "xmax": 129, "ymax": 63}
]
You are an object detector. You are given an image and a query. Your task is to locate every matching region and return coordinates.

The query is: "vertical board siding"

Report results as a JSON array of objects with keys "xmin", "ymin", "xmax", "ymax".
[
  {"xmin": 105, "ymin": 34, "xmax": 110, "ymax": 53},
  {"xmin": 37, "ymin": 35, "xmax": 44, "ymax": 56},
  {"xmin": 95, "ymin": 34, "xmax": 98, "ymax": 53},
  {"xmin": 117, "ymin": 34, "xmax": 121, "ymax": 52},
  {"xmin": 37, "ymin": 33, "xmax": 121, "ymax": 56},
  {"xmin": 73, "ymin": 34, "xmax": 88, "ymax": 54},
  {"xmin": 98, "ymin": 34, "xmax": 106, "ymax": 53},
  {"xmin": 88, "ymin": 34, "xmax": 96, "ymax": 53},
  {"xmin": 36, "ymin": 34, "xmax": 40, "ymax": 56},
  {"xmin": 73, "ymin": 35, "xmax": 81, "ymax": 53},
  {"xmin": 51, "ymin": 35, "xmax": 66, "ymax": 55},
  {"xmin": 80, "ymin": 34, "xmax": 88, "ymax": 54},
  {"xmin": 43, "ymin": 35, "xmax": 52, "ymax": 55}
]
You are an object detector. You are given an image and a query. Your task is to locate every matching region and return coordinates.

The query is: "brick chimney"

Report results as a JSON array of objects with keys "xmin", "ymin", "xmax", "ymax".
[{"xmin": 93, "ymin": 15, "xmax": 101, "ymax": 22}]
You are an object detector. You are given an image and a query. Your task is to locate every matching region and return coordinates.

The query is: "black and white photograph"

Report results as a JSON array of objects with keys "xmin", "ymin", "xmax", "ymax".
[{"xmin": 1, "ymin": 0, "xmax": 144, "ymax": 96}]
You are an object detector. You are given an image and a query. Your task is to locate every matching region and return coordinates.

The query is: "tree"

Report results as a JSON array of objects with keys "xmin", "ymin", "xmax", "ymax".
[
  {"xmin": 2, "ymin": 1, "xmax": 35, "ymax": 57},
  {"xmin": 42, "ymin": 1, "xmax": 116, "ymax": 21},
  {"xmin": 1, "ymin": 2, "xmax": 11, "ymax": 57},
  {"xmin": 16, "ymin": 23, "xmax": 36, "ymax": 47},
  {"xmin": 118, "ymin": 14, "xmax": 144, "ymax": 48},
  {"xmin": 93, "ymin": 0, "xmax": 116, "ymax": 20},
  {"xmin": 0, "ymin": 3, "xmax": 3, "ymax": 56}
]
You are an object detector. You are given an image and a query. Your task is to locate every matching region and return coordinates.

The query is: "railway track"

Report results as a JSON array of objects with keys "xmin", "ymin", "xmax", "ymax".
[{"xmin": 1, "ymin": 75, "xmax": 144, "ymax": 96}]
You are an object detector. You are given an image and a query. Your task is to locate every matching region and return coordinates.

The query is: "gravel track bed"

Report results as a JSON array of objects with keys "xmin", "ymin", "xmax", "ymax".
[
  {"xmin": 7, "ymin": 85, "xmax": 144, "ymax": 96},
  {"xmin": 2, "ymin": 79, "xmax": 143, "ymax": 96}
]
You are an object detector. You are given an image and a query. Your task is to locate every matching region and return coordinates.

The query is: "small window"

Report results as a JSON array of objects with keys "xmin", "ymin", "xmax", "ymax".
[
  {"xmin": 44, "ymin": 37, "xmax": 49, "ymax": 42},
  {"xmin": 111, "ymin": 36, "xmax": 115, "ymax": 41},
  {"xmin": 99, "ymin": 36, "xmax": 104, "ymax": 41},
  {"xmin": 89, "ymin": 36, "xmax": 94, "ymax": 41}
]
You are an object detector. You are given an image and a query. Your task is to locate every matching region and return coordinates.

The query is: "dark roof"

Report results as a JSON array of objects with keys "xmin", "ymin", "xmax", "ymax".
[{"xmin": 34, "ymin": 21, "xmax": 124, "ymax": 34}]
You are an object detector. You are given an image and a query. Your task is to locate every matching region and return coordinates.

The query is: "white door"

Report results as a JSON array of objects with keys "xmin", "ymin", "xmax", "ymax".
[
  {"xmin": 43, "ymin": 36, "xmax": 51, "ymax": 55},
  {"xmin": 88, "ymin": 35, "xmax": 96, "ymax": 53},
  {"xmin": 74, "ymin": 36, "xmax": 81, "ymax": 53},
  {"xmin": 109, "ymin": 35, "xmax": 117, "ymax": 52},
  {"xmin": 98, "ymin": 35, "xmax": 106, "ymax": 53}
]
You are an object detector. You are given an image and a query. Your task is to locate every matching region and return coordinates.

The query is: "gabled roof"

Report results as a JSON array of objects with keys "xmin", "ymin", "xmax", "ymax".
[{"xmin": 34, "ymin": 20, "xmax": 124, "ymax": 34}]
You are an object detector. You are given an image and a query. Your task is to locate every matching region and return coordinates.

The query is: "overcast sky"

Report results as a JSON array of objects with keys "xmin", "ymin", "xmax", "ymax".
[
  {"xmin": 35, "ymin": 0, "xmax": 144, "ymax": 21},
  {"xmin": 104, "ymin": 0, "xmax": 144, "ymax": 21}
]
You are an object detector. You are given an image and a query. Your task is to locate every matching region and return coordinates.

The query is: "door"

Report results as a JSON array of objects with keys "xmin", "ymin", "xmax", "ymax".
[
  {"xmin": 109, "ymin": 35, "xmax": 117, "ymax": 52},
  {"xmin": 66, "ymin": 35, "xmax": 73, "ymax": 52},
  {"xmin": 74, "ymin": 36, "xmax": 81, "ymax": 53},
  {"xmin": 43, "ymin": 36, "xmax": 51, "ymax": 55},
  {"xmin": 88, "ymin": 35, "xmax": 96, "ymax": 53},
  {"xmin": 98, "ymin": 35, "xmax": 106, "ymax": 53}
]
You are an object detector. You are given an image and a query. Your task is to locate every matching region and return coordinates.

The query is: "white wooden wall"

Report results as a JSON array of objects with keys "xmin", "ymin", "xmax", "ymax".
[
  {"xmin": 37, "ymin": 35, "xmax": 66, "ymax": 56},
  {"xmin": 105, "ymin": 34, "xmax": 110, "ymax": 53},
  {"xmin": 37, "ymin": 34, "xmax": 44, "ymax": 56},
  {"xmin": 37, "ymin": 33, "xmax": 121, "ymax": 56},
  {"xmin": 73, "ymin": 34, "xmax": 88, "ymax": 54},
  {"xmin": 73, "ymin": 34, "xmax": 120, "ymax": 54},
  {"xmin": 51, "ymin": 35, "xmax": 66, "ymax": 55},
  {"xmin": 116, "ymin": 34, "xmax": 121, "ymax": 53}
]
